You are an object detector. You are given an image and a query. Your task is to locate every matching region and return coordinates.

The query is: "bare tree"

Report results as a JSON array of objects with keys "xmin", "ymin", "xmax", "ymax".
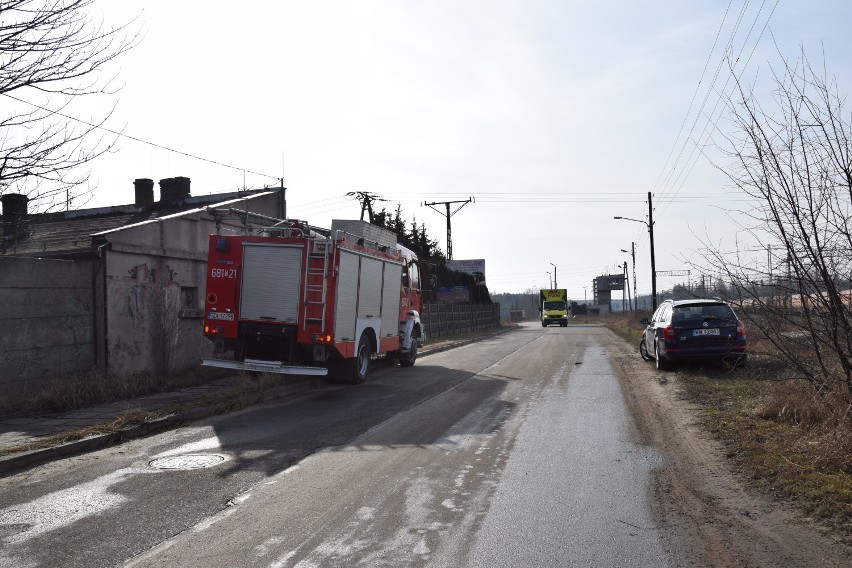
[
  {"xmin": 0, "ymin": 0, "xmax": 139, "ymax": 210},
  {"xmin": 702, "ymin": 51, "xmax": 852, "ymax": 400}
]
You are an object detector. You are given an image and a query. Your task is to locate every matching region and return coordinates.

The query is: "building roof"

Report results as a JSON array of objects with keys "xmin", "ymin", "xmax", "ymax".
[{"xmin": 0, "ymin": 189, "xmax": 274, "ymax": 258}]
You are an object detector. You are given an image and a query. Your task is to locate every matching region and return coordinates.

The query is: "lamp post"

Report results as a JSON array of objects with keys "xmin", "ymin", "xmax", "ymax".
[
  {"xmin": 614, "ymin": 192, "xmax": 657, "ymax": 309},
  {"xmin": 546, "ymin": 271, "xmax": 552, "ymax": 289},
  {"xmin": 549, "ymin": 262, "xmax": 557, "ymax": 289}
]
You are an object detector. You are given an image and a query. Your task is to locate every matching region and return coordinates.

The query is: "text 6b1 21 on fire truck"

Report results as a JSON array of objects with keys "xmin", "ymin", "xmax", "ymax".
[{"xmin": 202, "ymin": 216, "xmax": 434, "ymax": 384}]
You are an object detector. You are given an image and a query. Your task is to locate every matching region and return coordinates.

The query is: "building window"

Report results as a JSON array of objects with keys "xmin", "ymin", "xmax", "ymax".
[
  {"xmin": 181, "ymin": 287, "xmax": 198, "ymax": 309},
  {"xmin": 179, "ymin": 287, "xmax": 203, "ymax": 318}
]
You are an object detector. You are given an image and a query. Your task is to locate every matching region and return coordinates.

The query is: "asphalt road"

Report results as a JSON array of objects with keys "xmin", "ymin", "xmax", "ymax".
[{"xmin": 0, "ymin": 323, "xmax": 678, "ymax": 567}]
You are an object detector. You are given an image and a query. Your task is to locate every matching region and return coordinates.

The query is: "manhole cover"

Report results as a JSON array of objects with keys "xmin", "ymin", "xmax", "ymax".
[{"xmin": 149, "ymin": 454, "xmax": 226, "ymax": 470}]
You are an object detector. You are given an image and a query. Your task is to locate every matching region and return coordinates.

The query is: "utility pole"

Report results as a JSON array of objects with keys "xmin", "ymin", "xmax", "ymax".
[
  {"xmin": 614, "ymin": 194, "xmax": 656, "ymax": 310},
  {"xmin": 621, "ymin": 242, "xmax": 636, "ymax": 311},
  {"xmin": 423, "ymin": 198, "xmax": 474, "ymax": 260},
  {"xmin": 347, "ymin": 191, "xmax": 385, "ymax": 223},
  {"xmin": 631, "ymin": 242, "xmax": 636, "ymax": 309},
  {"xmin": 648, "ymin": 191, "xmax": 658, "ymax": 310}
]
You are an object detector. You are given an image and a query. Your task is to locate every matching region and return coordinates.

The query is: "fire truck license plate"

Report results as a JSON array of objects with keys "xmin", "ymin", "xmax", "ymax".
[{"xmin": 207, "ymin": 311, "xmax": 234, "ymax": 321}]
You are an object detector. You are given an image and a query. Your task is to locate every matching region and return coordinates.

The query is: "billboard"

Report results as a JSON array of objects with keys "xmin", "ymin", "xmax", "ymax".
[
  {"xmin": 447, "ymin": 259, "xmax": 486, "ymax": 286},
  {"xmin": 595, "ymin": 273, "xmax": 625, "ymax": 291}
]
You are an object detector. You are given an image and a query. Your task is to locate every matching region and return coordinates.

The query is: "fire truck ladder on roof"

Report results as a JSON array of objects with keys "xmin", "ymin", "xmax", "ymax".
[{"xmin": 303, "ymin": 238, "xmax": 330, "ymax": 332}]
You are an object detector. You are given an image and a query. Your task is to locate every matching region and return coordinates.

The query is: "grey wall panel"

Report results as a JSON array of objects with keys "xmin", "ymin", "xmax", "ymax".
[{"xmin": 0, "ymin": 257, "xmax": 95, "ymax": 390}]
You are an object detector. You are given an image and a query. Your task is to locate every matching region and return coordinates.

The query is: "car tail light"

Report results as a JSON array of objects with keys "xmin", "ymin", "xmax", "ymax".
[
  {"xmin": 663, "ymin": 325, "xmax": 676, "ymax": 340},
  {"xmin": 736, "ymin": 321, "xmax": 746, "ymax": 337}
]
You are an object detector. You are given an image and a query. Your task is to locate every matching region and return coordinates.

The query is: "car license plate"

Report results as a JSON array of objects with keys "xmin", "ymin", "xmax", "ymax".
[
  {"xmin": 207, "ymin": 311, "xmax": 234, "ymax": 321},
  {"xmin": 692, "ymin": 328, "xmax": 720, "ymax": 336}
]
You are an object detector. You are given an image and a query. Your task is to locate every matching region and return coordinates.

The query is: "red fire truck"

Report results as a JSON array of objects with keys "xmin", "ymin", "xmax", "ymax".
[{"xmin": 201, "ymin": 217, "xmax": 426, "ymax": 383}]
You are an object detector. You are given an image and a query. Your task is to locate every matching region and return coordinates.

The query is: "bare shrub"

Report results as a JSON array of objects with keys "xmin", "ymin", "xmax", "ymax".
[
  {"xmin": 1, "ymin": 1, "xmax": 140, "ymax": 209},
  {"xmin": 700, "ymin": 51, "xmax": 852, "ymax": 406}
]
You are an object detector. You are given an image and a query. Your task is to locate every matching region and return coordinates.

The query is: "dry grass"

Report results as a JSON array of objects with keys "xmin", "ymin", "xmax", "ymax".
[
  {"xmin": 5, "ymin": 408, "xmax": 171, "ymax": 456},
  {"xmin": 0, "ymin": 366, "xmax": 232, "ymax": 418},
  {"xmin": 601, "ymin": 312, "xmax": 852, "ymax": 536}
]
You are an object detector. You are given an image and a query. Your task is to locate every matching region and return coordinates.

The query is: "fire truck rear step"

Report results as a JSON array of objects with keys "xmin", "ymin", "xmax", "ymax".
[{"xmin": 202, "ymin": 358, "xmax": 329, "ymax": 376}]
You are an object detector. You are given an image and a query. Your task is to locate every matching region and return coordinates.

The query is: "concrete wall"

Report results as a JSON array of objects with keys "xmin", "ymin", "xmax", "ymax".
[
  {"xmin": 101, "ymin": 193, "xmax": 282, "ymax": 375},
  {"xmin": 0, "ymin": 257, "xmax": 96, "ymax": 391},
  {"xmin": 104, "ymin": 251, "xmax": 210, "ymax": 375}
]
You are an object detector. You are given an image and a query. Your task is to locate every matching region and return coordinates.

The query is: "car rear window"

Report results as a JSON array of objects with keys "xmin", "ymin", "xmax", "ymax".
[{"xmin": 672, "ymin": 304, "xmax": 735, "ymax": 323}]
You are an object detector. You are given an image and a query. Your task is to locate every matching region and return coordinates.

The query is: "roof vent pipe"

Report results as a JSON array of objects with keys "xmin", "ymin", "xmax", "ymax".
[
  {"xmin": 134, "ymin": 178, "xmax": 154, "ymax": 207},
  {"xmin": 159, "ymin": 176, "xmax": 191, "ymax": 205},
  {"xmin": 1, "ymin": 193, "xmax": 28, "ymax": 237}
]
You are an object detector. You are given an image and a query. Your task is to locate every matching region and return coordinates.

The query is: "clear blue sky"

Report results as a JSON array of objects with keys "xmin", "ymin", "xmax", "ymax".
[{"xmin": 38, "ymin": 0, "xmax": 852, "ymax": 297}]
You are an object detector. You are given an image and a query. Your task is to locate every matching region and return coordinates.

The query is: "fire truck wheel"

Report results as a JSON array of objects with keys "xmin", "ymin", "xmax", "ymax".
[
  {"xmin": 399, "ymin": 340, "xmax": 418, "ymax": 367},
  {"xmin": 350, "ymin": 335, "xmax": 372, "ymax": 384}
]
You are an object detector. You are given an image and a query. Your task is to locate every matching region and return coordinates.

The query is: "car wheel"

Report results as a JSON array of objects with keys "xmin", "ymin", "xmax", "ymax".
[
  {"xmin": 639, "ymin": 338, "xmax": 653, "ymax": 362},
  {"xmin": 399, "ymin": 340, "xmax": 418, "ymax": 368},
  {"xmin": 655, "ymin": 342, "xmax": 671, "ymax": 371},
  {"xmin": 330, "ymin": 335, "xmax": 371, "ymax": 384},
  {"xmin": 350, "ymin": 335, "xmax": 371, "ymax": 384}
]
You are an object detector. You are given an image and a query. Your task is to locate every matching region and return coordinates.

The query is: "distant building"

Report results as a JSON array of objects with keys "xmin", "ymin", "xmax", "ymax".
[{"xmin": 0, "ymin": 177, "xmax": 285, "ymax": 392}]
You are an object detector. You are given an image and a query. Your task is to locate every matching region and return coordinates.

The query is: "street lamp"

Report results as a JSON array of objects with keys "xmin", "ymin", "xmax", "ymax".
[
  {"xmin": 546, "ymin": 271, "xmax": 552, "ymax": 289},
  {"xmin": 549, "ymin": 262, "xmax": 557, "ymax": 289},
  {"xmin": 614, "ymin": 192, "xmax": 657, "ymax": 309}
]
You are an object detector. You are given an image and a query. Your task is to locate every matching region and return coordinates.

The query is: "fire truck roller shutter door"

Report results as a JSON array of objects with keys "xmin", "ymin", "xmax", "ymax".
[
  {"xmin": 355, "ymin": 256, "xmax": 383, "ymax": 355},
  {"xmin": 240, "ymin": 244, "xmax": 302, "ymax": 322},
  {"xmin": 357, "ymin": 257, "xmax": 383, "ymax": 319},
  {"xmin": 334, "ymin": 251, "xmax": 360, "ymax": 342},
  {"xmin": 381, "ymin": 262, "xmax": 403, "ymax": 340}
]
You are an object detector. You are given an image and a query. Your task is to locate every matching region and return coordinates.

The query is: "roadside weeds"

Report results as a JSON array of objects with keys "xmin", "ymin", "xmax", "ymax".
[{"xmin": 602, "ymin": 312, "xmax": 852, "ymax": 539}]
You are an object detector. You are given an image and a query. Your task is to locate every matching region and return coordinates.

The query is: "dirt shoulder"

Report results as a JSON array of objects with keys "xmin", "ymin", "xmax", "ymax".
[{"xmin": 604, "ymin": 329, "xmax": 852, "ymax": 567}]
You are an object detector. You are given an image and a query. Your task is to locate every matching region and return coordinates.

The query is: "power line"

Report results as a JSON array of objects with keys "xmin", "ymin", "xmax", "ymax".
[
  {"xmin": 2, "ymin": 92, "xmax": 279, "ymax": 181},
  {"xmin": 650, "ymin": 0, "xmax": 736, "ymax": 194},
  {"xmin": 654, "ymin": 0, "xmax": 755, "ymax": 206},
  {"xmin": 659, "ymin": 0, "xmax": 778, "ymax": 215}
]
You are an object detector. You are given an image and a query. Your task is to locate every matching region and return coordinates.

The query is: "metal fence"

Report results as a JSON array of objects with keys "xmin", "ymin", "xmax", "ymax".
[{"xmin": 422, "ymin": 303, "xmax": 501, "ymax": 339}]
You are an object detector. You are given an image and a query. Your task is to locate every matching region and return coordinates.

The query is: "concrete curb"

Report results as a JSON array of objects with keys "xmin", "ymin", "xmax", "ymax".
[
  {"xmin": 0, "ymin": 379, "xmax": 318, "ymax": 477},
  {"xmin": 0, "ymin": 326, "xmax": 511, "ymax": 477}
]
